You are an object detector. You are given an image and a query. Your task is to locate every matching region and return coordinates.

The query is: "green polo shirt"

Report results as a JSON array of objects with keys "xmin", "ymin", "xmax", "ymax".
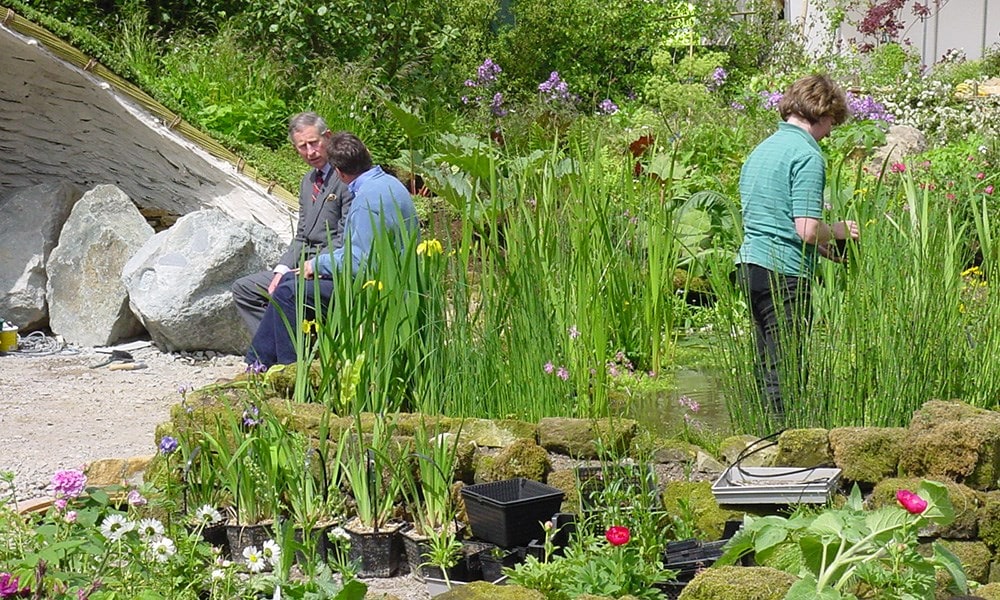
[{"xmin": 736, "ymin": 121, "xmax": 826, "ymax": 278}]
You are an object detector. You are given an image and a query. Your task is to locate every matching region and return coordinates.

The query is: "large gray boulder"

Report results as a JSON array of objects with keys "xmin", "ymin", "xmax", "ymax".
[
  {"xmin": 46, "ymin": 185, "xmax": 153, "ymax": 346},
  {"xmin": 0, "ymin": 182, "xmax": 82, "ymax": 330},
  {"xmin": 122, "ymin": 209, "xmax": 284, "ymax": 353}
]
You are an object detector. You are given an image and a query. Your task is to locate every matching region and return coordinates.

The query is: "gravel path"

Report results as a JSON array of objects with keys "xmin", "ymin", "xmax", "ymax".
[
  {"xmin": 0, "ymin": 336, "xmax": 437, "ymax": 599},
  {"xmin": 0, "ymin": 338, "xmax": 243, "ymax": 503}
]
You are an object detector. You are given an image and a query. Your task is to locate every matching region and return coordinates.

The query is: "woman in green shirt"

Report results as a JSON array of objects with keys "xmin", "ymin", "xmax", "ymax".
[{"xmin": 735, "ymin": 74, "xmax": 859, "ymax": 424}]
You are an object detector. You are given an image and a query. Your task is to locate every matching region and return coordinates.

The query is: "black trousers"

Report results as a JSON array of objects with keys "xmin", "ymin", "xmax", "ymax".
[{"xmin": 735, "ymin": 263, "xmax": 812, "ymax": 420}]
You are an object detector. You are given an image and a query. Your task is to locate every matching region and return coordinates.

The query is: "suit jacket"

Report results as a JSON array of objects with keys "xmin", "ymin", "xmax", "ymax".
[{"xmin": 277, "ymin": 167, "xmax": 352, "ymax": 269}]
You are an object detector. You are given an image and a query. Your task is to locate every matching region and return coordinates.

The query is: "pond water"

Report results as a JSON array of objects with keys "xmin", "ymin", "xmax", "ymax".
[{"xmin": 629, "ymin": 368, "xmax": 731, "ymax": 437}]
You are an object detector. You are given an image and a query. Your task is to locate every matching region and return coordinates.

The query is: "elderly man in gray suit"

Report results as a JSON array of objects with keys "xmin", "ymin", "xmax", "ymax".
[{"xmin": 231, "ymin": 112, "xmax": 351, "ymax": 335}]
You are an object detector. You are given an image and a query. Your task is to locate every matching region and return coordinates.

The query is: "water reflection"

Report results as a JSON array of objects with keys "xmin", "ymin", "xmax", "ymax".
[{"xmin": 629, "ymin": 368, "xmax": 730, "ymax": 437}]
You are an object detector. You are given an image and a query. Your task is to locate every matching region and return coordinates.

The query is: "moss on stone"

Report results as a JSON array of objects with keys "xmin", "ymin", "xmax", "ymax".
[
  {"xmin": 538, "ymin": 417, "xmax": 637, "ymax": 459},
  {"xmin": 546, "ymin": 468, "xmax": 581, "ymax": 514},
  {"xmin": 456, "ymin": 418, "xmax": 536, "ymax": 448},
  {"xmin": 773, "ymin": 429, "xmax": 833, "ymax": 468},
  {"xmin": 662, "ymin": 481, "xmax": 743, "ymax": 540},
  {"xmin": 901, "ymin": 400, "xmax": 1000, "ymax": 490},
  {"xmin": 978, "ymin": 491, "xmax": 1000, "ymax": 554},
  {"xmin": 828, "ymin": 426, "xmax": 906, "ymax": 485},
  {"xmin": 488, "ymin": 439, "xmax": 552, "ymax": 482},
  {"xmin": 978, "ymin": 582, "xmax": 1000, "ymax": 599},
  {"xmin": 719, "ymin": 435, "xmax": 776, "ymax": 468},
  {"xmin": 937, "ymin": 539, "xmax": 992, "ymax": 584},
  {"xmin": 870, "ymin": 477, "xmax": 983, "ymax": 539},
  {"xmin": 435, "ymin": 581, "xmax": 545, "ymax": 599},
  {"xmin": 677, "ymin": 565, "xmax": 796, "ymax": 600}
]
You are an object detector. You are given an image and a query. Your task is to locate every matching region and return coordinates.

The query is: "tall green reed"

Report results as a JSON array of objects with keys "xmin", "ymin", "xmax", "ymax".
[{"xmin": 715, "ymin": 164, "xmax": 1000, "ymax": 433}]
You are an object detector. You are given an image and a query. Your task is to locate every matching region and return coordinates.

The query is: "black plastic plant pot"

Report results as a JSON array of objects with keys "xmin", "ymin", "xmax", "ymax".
[{"xmin": 460, "ymin": 478, "xmax": 565, "ymax": 548}]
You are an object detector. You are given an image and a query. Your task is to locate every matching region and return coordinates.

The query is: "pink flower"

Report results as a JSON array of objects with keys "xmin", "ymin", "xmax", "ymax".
[
  {"xmin": 556, "ymin": 366, "xmax": 569, "ymax": 381},
  {"xmin": 605, "ymin": 525, "xmax": 630, "ymax": 546},
  {"xmin": 51, "ymin": 469, "xmax": 87, "ymax": 499},
  {"xmin": 946, "ymin": 193, "xmax": 956, "ymax": 201},
  {"xmin": 543, "ymin": 362, "xmax": 555, "ymax": 374},
  {"xmin": 568, "ymin": 325, "xmax": 580, "ymax": 339},
  {"xmin": 54, "ymin": 499, "xmax": 67, "ymax": 511},
  {"xmin": 977, "ymin": 172, "xmax": 986, "ymax": 179},
  {"xmin": 986, "ymin": 185, "xmax": 994, "ymax": 195},
  {"xmin": 678, "ymin": 395, "xmax": 700, "ymax": 412},
  {"xmin": 896, "ymin": 489, "xmax": 928, "ymax": 514},
  {"xmin": 127, "ymin": 490, "xmax": 147, "ymax": 506},
  {"xmin": 65, "ymin": 511, "xmax": 78, "ymax": 523},
  {"xmin": 890, "ymin": 162, "xmax": 906, "ymax": 173}
]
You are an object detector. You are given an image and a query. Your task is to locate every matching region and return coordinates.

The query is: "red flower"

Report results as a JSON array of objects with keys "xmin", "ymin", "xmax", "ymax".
[
  {"xmin": 605, "ymin": 525, "xmax": 630, "ymax": 546},
  {"xmin": 896, "ymin": 489, "xmax": 928, "ymax": 514}
]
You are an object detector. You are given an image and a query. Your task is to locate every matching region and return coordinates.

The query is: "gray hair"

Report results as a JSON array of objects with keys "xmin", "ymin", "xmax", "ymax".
[{"xmin": 287, "ymin": 112, "xmax": 329, "ymax": 142}]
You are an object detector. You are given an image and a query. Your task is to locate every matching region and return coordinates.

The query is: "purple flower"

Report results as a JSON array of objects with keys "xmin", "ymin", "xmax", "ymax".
[
  {"xmin": 543, "ymin": 362, "xmax": 555, "ymax": 374},
  {"xmin": 243, "ymin": 405, "xmax": 260, "ymax": 427},
  {"xmin": 158, "ymin": 436, "xmax": 178, "ymax": 455},
  {"xmin": 490, "ymin": 92, "xmax": 508, "ymax": 117},
  {"xmin": 127, "ymin": 489, "xmax": 147, "ymax": 506},
  {"xmin": 568, "ymin": 325, "xmax": 580, "ymax": 339},
  {"xmin": 730, "ymin": 101, "xmax": 746, "ymax": 111},
  {"xmin": 476, "ymin": 58, "xmax": 502, "ymax": 85},
  {"xmin": 54, "ymin": 498, "xmax": 67, "ymax": 511},
  {"xmin": 846, "ymin": 92, "xmax": 895, "ymax": 123},
  {"xmin": 245, "ymin": 360, "xmax": 267, "ymax": 375},
  {"xmin": 0, "ymin": 573, "xmax": 28, "ymax": 598},
  {"xmin": 51, "ymin": 469, "xmax": 87, "ymax": 499},
  {"xmin": 708, "ymin": 67, "xmax": 727, "ymax": 91},
  {"xmin": 556, "ymin": 366, "xmax": 569, "ymax": 381},
  {"xmin": 538, "ymin": 71, "xmax": 572, "ymax": 104},
  {"xmin": 760, "ymin": 90, "xmax": 784, "ymax": 110},
  {"xmin": 598, "ymin": 98, "xmax": 619, "ymax": 115}
]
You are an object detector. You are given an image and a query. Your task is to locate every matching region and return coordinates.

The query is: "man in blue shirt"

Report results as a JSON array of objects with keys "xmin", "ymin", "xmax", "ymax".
[{"xmin": 246, "ymin": 132, "xmax": 419, "ymax": 368}]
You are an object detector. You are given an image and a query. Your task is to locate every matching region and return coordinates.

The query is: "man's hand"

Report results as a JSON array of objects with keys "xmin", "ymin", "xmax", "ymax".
[
  {"xmin": 266, "ymin": 272, "xmax": 283, "ymax": 294},
  {"xmin": 302, "ymin": 260, "xmax": 315, "ymax": 280}
]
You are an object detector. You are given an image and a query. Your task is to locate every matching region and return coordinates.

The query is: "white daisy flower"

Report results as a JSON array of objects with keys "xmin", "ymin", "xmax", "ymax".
[
  {"xmin": 149, "ymin": 537, "xmax": 176, "ymax": 562},
  {"xmin": 242, "ymin": 545, "xmax": 266, "ymax": 573},
  {"xmin": 99, "ymin": 514, "xmax": 134, "ymax": 541},
  {"xmin": 211, "ymin": 568, "xmax": 226, "ymax": 580},
  {"xmin": 329, "ymin": 526, "xmax": 350, "ymax": 542},
  {"xmin": 193, "ymin": 504, "xmax": 223, "ymax": 526},
  {"xmin": 262, "ymin": 539, "xmax": 281, "ymax": 566},
  {"xmin": 137, "ymin": 518, "xmax": 165, "ymax": 540}
]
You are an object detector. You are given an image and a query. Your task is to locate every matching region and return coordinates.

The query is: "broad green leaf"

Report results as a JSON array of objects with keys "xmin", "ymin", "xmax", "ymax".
[
  {"xmin": 785, "ymin": 575, "xmax": 845, "ymax": 600},
  {"xmin": 336, "ymin": 580, "xmax": 368, "ymax": 600},
  {"xmin": 864, "ymin": 506, "xmax": 910, "ymax": 539},
  {"xmin": 809, "ymin": 512, "xmax": 846, "ymax": 540},
  {"xmin": 933, "ymin": 542, "xmax": 968, "ymax": 594},
  {"xmin": 918, "ymin": 480, "xmax": 955, "ymax": 525},
  {"xmin": 846, "ymin": 483, "xmax": 864, "ymax": 511},
  {"xmin": 754, "ymin": 524, "xmax": 789, "ymax": 554}
]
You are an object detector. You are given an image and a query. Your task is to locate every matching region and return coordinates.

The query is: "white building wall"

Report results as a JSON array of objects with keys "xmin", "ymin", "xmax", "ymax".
[{"xmin": 785, "ymin": 0, "xmax": 1000, "ymax": 65}]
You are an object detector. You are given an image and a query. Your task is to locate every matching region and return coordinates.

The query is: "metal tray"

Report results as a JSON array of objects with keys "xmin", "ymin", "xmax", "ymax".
[{"xmin": 711, "ymin": 466, "xmax": 842, "ymax": 504}]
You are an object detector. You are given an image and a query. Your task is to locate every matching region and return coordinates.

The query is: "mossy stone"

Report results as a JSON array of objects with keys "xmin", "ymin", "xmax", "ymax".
[
  {"xmin": 828, "ymin": 426, "xmax": 906, "ymax": 484},
  {"xmin": 773, "ymin": 428, "xmax": 833, "ymax": 468},
  {"xmin": 546, "ymin": 468, "xmax": 581, "ymax": 514},
  {"xmin": 976, "ymin": 582, "xmax": 1000, "ymax": 599},
  {"xmin": 900, "ymin": 400, "xmax": 1000, "ymax": 490},
  {"xmin": 936, "ymin": 539, "xmax": 992, "ymax": 584},
  {"xmin": 979, "ymin": 491, "xmax": 1000, "ymax": 554},
  {"xmin": 538, "ymin": 417, "xmax": 637, "ymax": 459},
  {"xmin": 870, "ymin": 477, "xmax": 983, "ymax": 539},
  {"xmin": 651, "ymin": 437, "xmax": 700, "ymax": 464},
  {"xmin": 471, "ymin": 452, "xmax": 496, "ymax": 484},
  {"xmin": 488, "ymin": 439, "xmax": 552, "ymax": 482},
  {"xmin": 662, "ymin": 481, "xmax": 743, "ymax": 540},
  {"xmin": 434, "ymin": 581, "xmax": 544, "ymax": 599},
  {"xmin": 456, "ymin": 418, "xmax": 536, "ymax": 448},
  {"xmin": 719, "ymin": 434, "xmax": 777, "ymax": 468},
  {"xmin": 677, "ymin": 565, "xmax": 796, "ymax": 600}
]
